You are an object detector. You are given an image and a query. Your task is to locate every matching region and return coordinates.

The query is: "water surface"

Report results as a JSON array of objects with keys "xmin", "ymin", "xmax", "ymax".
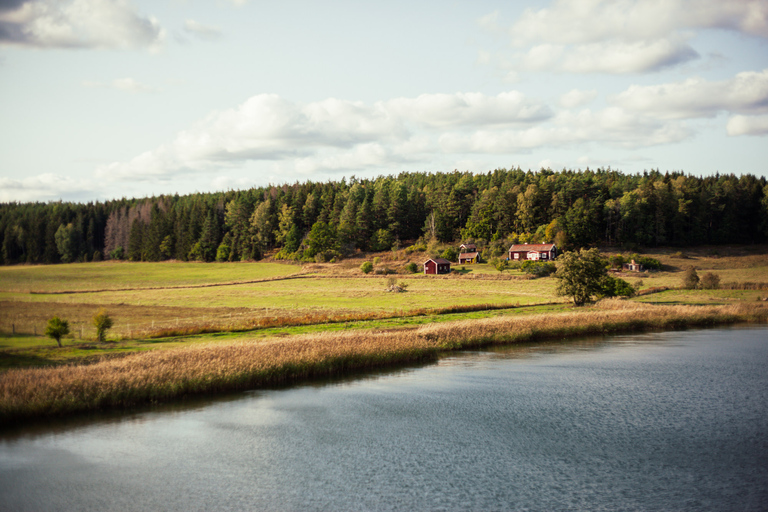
[{"xmin": 1, "ymin": 326, "xmax": 767, "ymax": 511}]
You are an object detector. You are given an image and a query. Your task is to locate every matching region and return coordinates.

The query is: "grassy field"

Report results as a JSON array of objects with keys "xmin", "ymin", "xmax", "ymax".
[{"xmin": 0, "ymin": 245, "xmax": 766, "ymax": 370}]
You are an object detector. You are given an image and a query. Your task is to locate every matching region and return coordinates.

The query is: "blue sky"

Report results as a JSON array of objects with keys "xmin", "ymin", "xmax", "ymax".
[{"xmin": 1, "ymin": 0, "xmax": 767, "ymax": 202}]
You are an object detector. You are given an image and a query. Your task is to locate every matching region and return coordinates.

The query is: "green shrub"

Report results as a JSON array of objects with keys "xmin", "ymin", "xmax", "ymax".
[
  {"xmin": 608, "ymin": 254, "xmax": 625, "ymax": 269},
  {"xmin": 45, "ymin": 316, "xmax": 69, "ymax": 348},
  {"xmin": 519, "ymin": 260, "xmax": 556, "ymax": 277},
  {"xmin": 404, "ymin": 242, "xmax": 427, "ymax": 254},
  {"xmin": 601, "ymin": 276, "xmax": 636, "ymax": 297},
  {"xmin": 442, "ymin": 247, "xmax": 458, "ymax": 262},
  {"xmin": 405, "ymin": 262, "xmax": 418, "ymax": 273},
  {"xmin": 109, "ymin": 246, "xmax": 124, "ymax": 260},
  {"xmin": 629, "ymin": 254, "xmax": 662, "ymax": 270},
  {"xmin": 490, "ymin": 257, "xmax": 508, "ymax": 272},
  {"xmin": 360, "ymin": 261, "xmax": 373, "ymax": 274},
  {"xmin": 92, "ymin": 308, "xmax": 113, "ymax": 342},
  {"xmin": 700, "ymin": 272, "xmax": 720, "ymax": 290},
  {"xmin": 682, "ymin": 266, "xmax": 700, "ymax": 289}
]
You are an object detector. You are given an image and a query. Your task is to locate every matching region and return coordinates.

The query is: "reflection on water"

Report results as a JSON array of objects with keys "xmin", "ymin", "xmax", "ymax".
[{"xmin": 1, "ymin": 326, "xmax": 767, "ymax": 511}]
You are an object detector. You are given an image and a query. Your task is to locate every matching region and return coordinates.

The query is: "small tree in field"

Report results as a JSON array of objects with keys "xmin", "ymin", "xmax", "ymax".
[
  {"xmin": 682, "ymin": 266, "xmax": 700, "ymax": 289},
  {"xmin": 93, "ymin": 309, "xmax": 114, "ymax": 342},
  {"xmin": 700, "ymin": 272, "xmax": 720, "ymax": 290},
  {"xmin": 45, "ymin": 316, "xmax": 69, "ymax": 348},
  {"xmin": 554, "ymin": 248, "xmax": 608, "ymax": 306}
]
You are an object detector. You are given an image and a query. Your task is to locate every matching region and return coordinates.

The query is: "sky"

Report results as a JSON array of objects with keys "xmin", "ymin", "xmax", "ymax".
[{"xmin": 1, "ymin": 0, "xmax": 767, "ymax": 203}]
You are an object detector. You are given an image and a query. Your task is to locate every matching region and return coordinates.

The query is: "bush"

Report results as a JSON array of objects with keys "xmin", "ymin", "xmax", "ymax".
[
  {"xmin": 109, "ymin": 246, "xmax": 124, "ymax": 260},
  {"xmin": 602, "ymin": 276, "xmax": 636, "ymax": 298},
  {"xmin": 314, "ymin": 250, "xmax": 342, "ymax": 263},
  {"xmin": 92, "ymin": 250, "xmax": 102, "ymax": 262},
  {"xmin": 608, "ymin": 254, "xmax": 626, "ymax": 269},
  {"xmin": 519, "ymin": 260, "xmax": 556, "ymax": 277},
  {"xmin": 682, "ymin": 266, "xmax": 700, "ymax": 289},
  {"xmin": 405, "ymin": 262, "xmax": 418, "ymax": 273},
  {"xmin": 700, "ymin": 272, "xmax": 721, "ymax": 290},
  {"xmin": 629, "ymin": 254, "xmax": 662, "ymax": 270},
  {"xmin": 491, "ymin": 258, "xmax": 509, "ymax": 272},
  {"xmin": 92, "ymin": 308, "xmax": 113, "ymax": 342},
  {"xmin": 442, "ymin": 247, "xmax": 458, "ymax": 262},
  {"xmin": 405, "ymin": 242, "xmax": 427, "ymax": 254},
  {"xmin": 45, "ymin": 316, "xmax": 69, "ymax": 348},
  {"xmin": 360, "ymin": 261, "xmax": 373, "ymax": 274}
]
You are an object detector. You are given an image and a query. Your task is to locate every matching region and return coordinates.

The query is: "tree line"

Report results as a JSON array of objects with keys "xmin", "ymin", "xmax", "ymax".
[{"xmin": 2, "ymin": 168, "xmax": 768, "ymax": 265}]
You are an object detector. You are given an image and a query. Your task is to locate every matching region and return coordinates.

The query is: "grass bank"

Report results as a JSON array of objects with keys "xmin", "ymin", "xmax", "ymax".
[{"xmin": 2, "ymin": 302, "xmax": 766, "ymax": 425}]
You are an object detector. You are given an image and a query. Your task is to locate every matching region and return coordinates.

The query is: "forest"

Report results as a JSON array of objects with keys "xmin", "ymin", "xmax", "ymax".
[{"xmin": 2, "ymin": 168, "xmax": 768, "ymax": 266}]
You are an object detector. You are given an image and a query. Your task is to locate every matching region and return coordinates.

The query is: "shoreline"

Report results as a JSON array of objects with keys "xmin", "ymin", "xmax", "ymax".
[{"xmin": 2, "ymin": 302, "xmax": 767, "ymax": 426}]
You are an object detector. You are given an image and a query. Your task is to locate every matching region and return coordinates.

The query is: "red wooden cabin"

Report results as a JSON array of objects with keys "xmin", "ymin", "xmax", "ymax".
[{"xmin": 424, "ymin": 258, "xmax": 451, "ymax": 274}]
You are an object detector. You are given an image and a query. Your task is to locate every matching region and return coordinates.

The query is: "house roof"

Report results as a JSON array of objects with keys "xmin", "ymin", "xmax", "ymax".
[
  {"xmin": 459, "ymin": 252, "xmax": 479, "ymax": 259},
  {"xmin": 509, "ymin": 243, "xmax": 556, "ymax": 252},
  {"xmin": 460, "ymin": 243, "xmax": 477, "ymax": 250},
  {"xmin": 425, "ymin": 258, "xmax": 451, "ymax": 264}
]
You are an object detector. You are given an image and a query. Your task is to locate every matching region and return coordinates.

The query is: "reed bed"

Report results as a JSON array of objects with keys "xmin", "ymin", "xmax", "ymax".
[
  {"xmin": 142, "ymin": 302, "xmax": 531, "ymax": 339},
  {"xmin": 2, "ymin": 302, "xmax": 766, "ymax": 424}
]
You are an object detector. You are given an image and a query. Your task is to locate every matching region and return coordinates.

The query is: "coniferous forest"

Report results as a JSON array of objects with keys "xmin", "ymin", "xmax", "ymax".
[{"xmin": 2, "ymin": 168, "xmax": 768, "ymax": 266}]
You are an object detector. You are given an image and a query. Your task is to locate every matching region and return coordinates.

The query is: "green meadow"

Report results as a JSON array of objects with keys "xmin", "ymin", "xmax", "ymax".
[{"xmin": 1, "ymin": 246, "xmax": 767, "ymax": 371}]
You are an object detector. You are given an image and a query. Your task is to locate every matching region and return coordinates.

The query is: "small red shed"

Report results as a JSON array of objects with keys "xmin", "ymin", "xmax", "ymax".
[
  {"xmin": 458, "ymin": 252, "xmax": 479, "ymax": 264},
  {"xmin": 424, "ymin": 258, "xmax": 451, "ymax": 275}
]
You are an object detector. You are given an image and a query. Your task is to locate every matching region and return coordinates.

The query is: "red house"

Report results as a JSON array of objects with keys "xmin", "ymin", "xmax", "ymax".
[
  {"xmin": 424, "ymin": 258, "xmax": 451, "ymax": 275},
  {"xmin": 509, "ymin": 243, "xmax": 557, "ymax": 261},
  {"xmin": 458, "ymin": 252, "xmax": 478, "ymax": 264}
]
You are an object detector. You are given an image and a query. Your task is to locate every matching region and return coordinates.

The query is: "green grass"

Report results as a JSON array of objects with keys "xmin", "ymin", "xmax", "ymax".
[
  {"xmin": 2, "ymin": 250, "xmax": 767, "ymax": 371},
  {"xmin": 2, "ymin": 274, "xmax": 557, "ymax": 311},
  {"xmin": 0, "ymin": 260, "xmax": 300, "ymax": 293}
]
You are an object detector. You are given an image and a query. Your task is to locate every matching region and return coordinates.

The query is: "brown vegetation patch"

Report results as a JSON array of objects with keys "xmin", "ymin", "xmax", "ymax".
[{"xmin": 2, "ymin": 302, "xmax": 765, "ymax": 424}]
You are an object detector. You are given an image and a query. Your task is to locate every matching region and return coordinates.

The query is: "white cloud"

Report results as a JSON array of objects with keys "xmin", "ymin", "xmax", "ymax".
[
  {"xmin": 438, "ymin": 107, "xmax": 690, "ymax": 153},
  {"xmin": 509, "ymin": 0, "xmax": 768, "ymax": 45},
  {"xmin": 0, "ymin": 173, "xmax": 96, "ymax": 202},
  {"xmin": 96, "ymin": 91, "xmax": 553, "ymax": 180},
  {"xmin": 83, "ymin": 77, "xmax": 159, "ymax": 93},
  {"xmin": 0, "ymin": 0, "xmax": 164, "ymax": 50},
  {"xmin": 482, "ymin": 0, "xmax": 768, "ymax": 74},
  {"xmin": 183, "ymin": 19, "xmax": 221, "ymax": 41},
  {"xmin": 558, "ymin": 38, "xmax": 698, "ymax": 74},
  {"xmin": 727, "ymin": 114, "xmax": 768, "ymax": 136},
  {"xmin": 611, "ymin": 69, "xmax": 768, "ymax": 119},
  {"xmin": 384, "ymin": 91, "xmax": 552, "ymax": 128},
  {"xmin": 559, "ymin": 89, "xmax": 597, "ymax": 108}
]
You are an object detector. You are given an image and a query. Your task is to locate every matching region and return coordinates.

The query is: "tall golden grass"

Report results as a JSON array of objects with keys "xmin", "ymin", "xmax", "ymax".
[
  {"xmin": 142, "ymin": 302, "xmax": 532, "ymax": 339},
  {"xmin": 2, "ymin": 302, "xmax": 766, "ymax": 424}
]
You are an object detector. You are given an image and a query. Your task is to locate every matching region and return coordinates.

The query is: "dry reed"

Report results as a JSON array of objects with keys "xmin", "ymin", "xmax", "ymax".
[
  {"xmin": 2, "ymin": 302, "xmax": 766, "ymax": 424},
  {"xmin": 142, "ymin": 302, "xmax": 531, "ymax": 339}
]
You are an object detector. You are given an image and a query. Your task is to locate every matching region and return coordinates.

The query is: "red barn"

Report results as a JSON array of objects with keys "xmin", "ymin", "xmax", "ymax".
[
  {"xmin": 424, "ymin": 258, "xmax": 451, "ymax": 275},
  {"xmin": 509, "ymin": 243, "xmax": 557, "ymax": 262}
]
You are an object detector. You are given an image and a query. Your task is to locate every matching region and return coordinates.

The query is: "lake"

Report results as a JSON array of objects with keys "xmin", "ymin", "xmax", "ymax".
[{"xmin": 1, "ymin": 326, "xmax": 767, "ymax": 511}]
